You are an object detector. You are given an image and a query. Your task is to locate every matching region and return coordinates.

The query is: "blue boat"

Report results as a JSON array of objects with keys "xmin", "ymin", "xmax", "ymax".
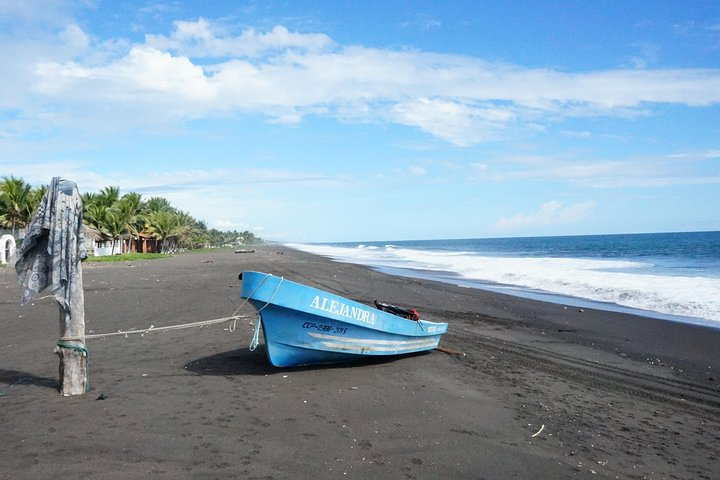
[{"xmin": 240, "ymin": 271, "xmax": 448, "ymax": 367}]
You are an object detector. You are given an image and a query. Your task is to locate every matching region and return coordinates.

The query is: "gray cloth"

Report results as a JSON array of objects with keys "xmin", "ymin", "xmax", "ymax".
[{"xmin": 16, "ymin": 178, "xmax": 86, "ymax": 319}]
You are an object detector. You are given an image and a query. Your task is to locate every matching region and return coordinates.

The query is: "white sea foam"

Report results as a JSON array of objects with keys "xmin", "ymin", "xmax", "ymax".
[{"xmin": 286, "ymin": 243, "xmax": 720, "ymax": 324}]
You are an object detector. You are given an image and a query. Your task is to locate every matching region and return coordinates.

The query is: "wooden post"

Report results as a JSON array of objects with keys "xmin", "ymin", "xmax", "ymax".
[
  {"xmin": 54, "ymin": 342, "xmax": 88, "ymax": 395},
  {"xmin": 54, "ymin": 262, "xmax": 87, "ymax": 396}
]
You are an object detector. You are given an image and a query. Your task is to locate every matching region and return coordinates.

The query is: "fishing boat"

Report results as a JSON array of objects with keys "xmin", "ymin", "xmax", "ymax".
[{"xmin": 240, "ymin": 271, "xmax": 448, "ymax": 367}]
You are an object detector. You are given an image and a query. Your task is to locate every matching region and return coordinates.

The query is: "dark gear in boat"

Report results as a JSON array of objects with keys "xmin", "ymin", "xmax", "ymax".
[{"xmin": 374, "ymin": 300, "xmax": 420, "ymax": 321}]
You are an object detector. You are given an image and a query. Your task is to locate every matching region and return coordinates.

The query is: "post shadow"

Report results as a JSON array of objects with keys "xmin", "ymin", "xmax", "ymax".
[{"xmin": 0, "ymin": 368, "xmax": 59, "ymax": 392}]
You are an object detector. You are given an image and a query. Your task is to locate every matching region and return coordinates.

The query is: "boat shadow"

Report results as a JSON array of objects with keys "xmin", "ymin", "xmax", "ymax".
[{"xmin": 184, "ymin": 346, "xmax": 430, "ymax": 376}]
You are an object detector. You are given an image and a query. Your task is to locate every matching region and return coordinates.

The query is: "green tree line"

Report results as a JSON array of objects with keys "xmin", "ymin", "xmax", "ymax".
[{"xmin": 0, "ymin": 176, "xmax": 262, "ymax": 253}]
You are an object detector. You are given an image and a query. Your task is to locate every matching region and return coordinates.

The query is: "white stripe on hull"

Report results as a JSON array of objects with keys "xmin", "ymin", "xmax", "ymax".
[
  {"xmin": 308, "ymin": 332, "xmax": 437, "ymax": 345},
  {"xmin": 307, "ymin": 332, "xmax": 438, "ymax": 352},
  {"xmin": 320, "ymin": 340, "xmax": 439, "ymax": 352}
]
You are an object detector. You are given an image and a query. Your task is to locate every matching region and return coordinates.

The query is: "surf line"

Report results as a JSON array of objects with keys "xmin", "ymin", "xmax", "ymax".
[{"xmin": 309, "ymin": 295, "xmax": 377, "ymax": 325}]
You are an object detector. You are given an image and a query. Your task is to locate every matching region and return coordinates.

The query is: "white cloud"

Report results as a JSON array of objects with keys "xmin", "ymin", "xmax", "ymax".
[
  {"xmin": 145, "ymin": 21, "xmax": 333, "ymax": 58},
  {"xmin": 561, "ymin": 130, "xmax": 592, "ymax": 138},
  {"xmin": 35, "ymin": 46, "xmax": 215, "ymax": 100},
  {"xmin": 476, "ymin": 149, "xmax": 720, "ymax": 189},
  {"xmin": 392, "ymin": 98, "xmax": 516, "ymax": 146},
  {"xmin": 59, "ymin": 23, "xmax": 89, "ymax": 52},
  {"xmin": 667, "ymin": 149, "xmax": 720, "ymax": 160},
  {"xmin": 494, "ymin": 201, "xmax": 597, "ymax": 231},
  {"xmin": 399, "ymin": 14, "xmax": 442, "ymax": 30},
  {"xmin": 3, "ymin": 19, "xmax": 720, "ymax": 147},
  {"xmin": 578, "ymin": 150, "xmax": 720, "ymax": 187},
  {"xmin": 0, "ymin": 161, "xmax": 348, "ymax": 196},
  {"xmin": 628, "ymin": 42, "xmax": 660, "ymax": 69},
  {"xmin": 0, "ymin": 0, "xmax": 74, "ymax": 31},
  {"xmin": 0, "ymin": 160, "xmax": 88, "ymax": 186}
]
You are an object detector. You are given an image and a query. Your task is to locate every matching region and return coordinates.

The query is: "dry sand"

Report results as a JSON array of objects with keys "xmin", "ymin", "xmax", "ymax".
[{"xmin": 1, "ymin": 246, "xmax": 719, "ymax": 479}]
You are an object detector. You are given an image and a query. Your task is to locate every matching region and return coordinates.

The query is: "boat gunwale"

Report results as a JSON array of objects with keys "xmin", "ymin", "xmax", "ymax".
[{"xmin": 240, "ymin": 270, "xmax": 448, "ymax": 337}]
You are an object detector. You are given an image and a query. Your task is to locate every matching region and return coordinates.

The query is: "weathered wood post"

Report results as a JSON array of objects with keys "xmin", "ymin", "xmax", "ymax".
[
  {"xmin": 16, "ymin": 177, "xmax": 88, "ymax": 396},
  {"xmin": 54, "ymin": 256, "xmax": 87, "ymax": 396}
]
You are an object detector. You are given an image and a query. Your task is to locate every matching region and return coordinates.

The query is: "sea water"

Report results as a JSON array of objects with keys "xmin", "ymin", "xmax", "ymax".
[{"xmin": 286, "ymin": 232, "xmax": 720, "ymax": 328}]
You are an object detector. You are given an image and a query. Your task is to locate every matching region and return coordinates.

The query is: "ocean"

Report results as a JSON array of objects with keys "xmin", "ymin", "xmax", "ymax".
[{"xmin": 286, "ymin": 231, "xmax": 720, "ymax": 329}]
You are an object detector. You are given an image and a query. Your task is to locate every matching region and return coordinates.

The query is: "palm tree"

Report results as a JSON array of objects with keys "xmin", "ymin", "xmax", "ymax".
[
  {"xmin": 115, "ymin": 193, "xmax": 144, "ymax": 252},
  {"xmin": 145, "ymin": 196, "xmax": 174, "ymax": 214},
  {"xmin": 194, "ymin": 219, "xmax": 209, "ymax": 248},
  {"xmin": 239, "ymin": 230, "xmax": 258, "ymax": 245},
  {"xmin": 83, "ymin": 203, "xmax": 108, "ymax": 231},
  {"xmin": 207, "ymin": 228, "xmax": 224, "ymax": 246},
  {"xmin": 0, "ymin": 175, "xmax": 33, "ymax": 236},
  {"xmin": 81, "ymin": 192, "xmax": 99, "ymax": 207},
  {"xmin": 171, "ymin": 210, "xmax": 206, "ymax": 250},
  {"xmin": 103, "ymin": 209, "xmax": 127, "ymax": 255},
  {"xmin": 28, "ymin": 184, "xmax": 48, "ymax": 217},
  {"xmin": 120, "ymin": 192, "xmax": 143, "ymax": 211},
  {"xmin": 146, "ymin": 210, "xmax": 182, "ymax": 253},
  {"xmin": 97, "ymin": 186, "xmax": 120, "ymax": 208}
]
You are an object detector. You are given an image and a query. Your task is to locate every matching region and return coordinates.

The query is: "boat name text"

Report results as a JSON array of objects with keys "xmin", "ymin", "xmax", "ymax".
[{"xmin": 309, "ymin": 296, "xmax": 376, "ymax": 325}]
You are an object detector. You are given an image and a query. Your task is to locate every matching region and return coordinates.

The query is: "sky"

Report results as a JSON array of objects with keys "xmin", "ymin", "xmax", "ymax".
[{"xmin": 1, "ymin": 0, "xmax": 719, "ymax": 242}]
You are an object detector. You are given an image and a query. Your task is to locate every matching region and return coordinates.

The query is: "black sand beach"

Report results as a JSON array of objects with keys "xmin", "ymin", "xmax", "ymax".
[{"xmin": 2, "ymin": 247, "xmax": 719, "ymax": 479}]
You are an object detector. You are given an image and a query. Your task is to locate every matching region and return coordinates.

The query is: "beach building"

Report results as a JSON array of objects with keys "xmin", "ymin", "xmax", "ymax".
[
  {"xmin": 84, "ymin": 225, "xmax": 160, "ymax": 257},
  {"xmin": 0, "ymin": 232, "xmax": 16, "ymax": 265},
  {"xmin": 125, "ymin": 233, "xmax": 159, "ymax": 254}
]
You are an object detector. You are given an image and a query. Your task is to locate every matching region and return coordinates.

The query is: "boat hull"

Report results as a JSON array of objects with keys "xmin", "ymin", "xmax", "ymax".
[{"xmin": 240, "ymin": 271, "xmax": 448, "ymax": 367}]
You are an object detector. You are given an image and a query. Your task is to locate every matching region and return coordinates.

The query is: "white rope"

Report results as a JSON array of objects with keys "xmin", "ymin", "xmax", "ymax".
[
  {"xmin": 58, "ymin": 314, "xmax": 255, "ymax": 341},
  {"xmin": 255, "ymin": 276, "xmax": 284, "ymax": 315},
  {"xmin": 57, "ymin": 273, "xmax": 281, "ymax": 342},
  {"xmin": 247, "ymin": 276, "xmax": 284, "ymax": 351},
  {"xmin": 249, "ymin": 314, "xmax": 262, "ymax": 351}
]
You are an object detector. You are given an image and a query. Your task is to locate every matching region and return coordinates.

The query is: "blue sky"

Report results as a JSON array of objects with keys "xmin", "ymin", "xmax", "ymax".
[{"xmin": 1, "ymin": 0, "xmax": 719, "ymax": 242}]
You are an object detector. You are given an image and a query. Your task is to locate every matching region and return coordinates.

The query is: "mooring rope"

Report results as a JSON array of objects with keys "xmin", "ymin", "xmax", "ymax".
[
  {"xmin": 57, "ymin": 314, "xmax": 255, "ymax": 341},
  {"xmin": 57, "ymin": 273, "xmax": 280, "ymax": 342},
  {"xmin": 248, "ymin": 276, "xmax": 284, "ymax": 351},
  {"xmin": 249, "ymin": 314, "xmax": 262, "ymax": 351},
  {"xmin": 0, "ymin": 377, "xmax": 34, "ymax": 397}
]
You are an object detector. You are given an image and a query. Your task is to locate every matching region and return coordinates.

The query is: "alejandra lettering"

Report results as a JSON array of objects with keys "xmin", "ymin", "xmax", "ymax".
[{"xmin": 309, "ymin": 295, "xmax": 376, "ymax": 325}]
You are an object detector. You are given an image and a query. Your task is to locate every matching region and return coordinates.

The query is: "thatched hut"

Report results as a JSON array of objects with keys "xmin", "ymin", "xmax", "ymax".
[{"xmin": 83, "ymin": 224, "xmax": 112, "ymax": 256}]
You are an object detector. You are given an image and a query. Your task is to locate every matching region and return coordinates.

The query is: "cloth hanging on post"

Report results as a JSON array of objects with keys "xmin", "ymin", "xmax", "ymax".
[{"xmin": 16, "ymin": 177, "xmax": 87, "ymax": 317}]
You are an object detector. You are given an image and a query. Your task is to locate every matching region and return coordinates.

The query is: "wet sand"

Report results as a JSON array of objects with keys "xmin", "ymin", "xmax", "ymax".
[{"xmin": 1, "ymin": 246, "xmax": 719, "ymax": 479}]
